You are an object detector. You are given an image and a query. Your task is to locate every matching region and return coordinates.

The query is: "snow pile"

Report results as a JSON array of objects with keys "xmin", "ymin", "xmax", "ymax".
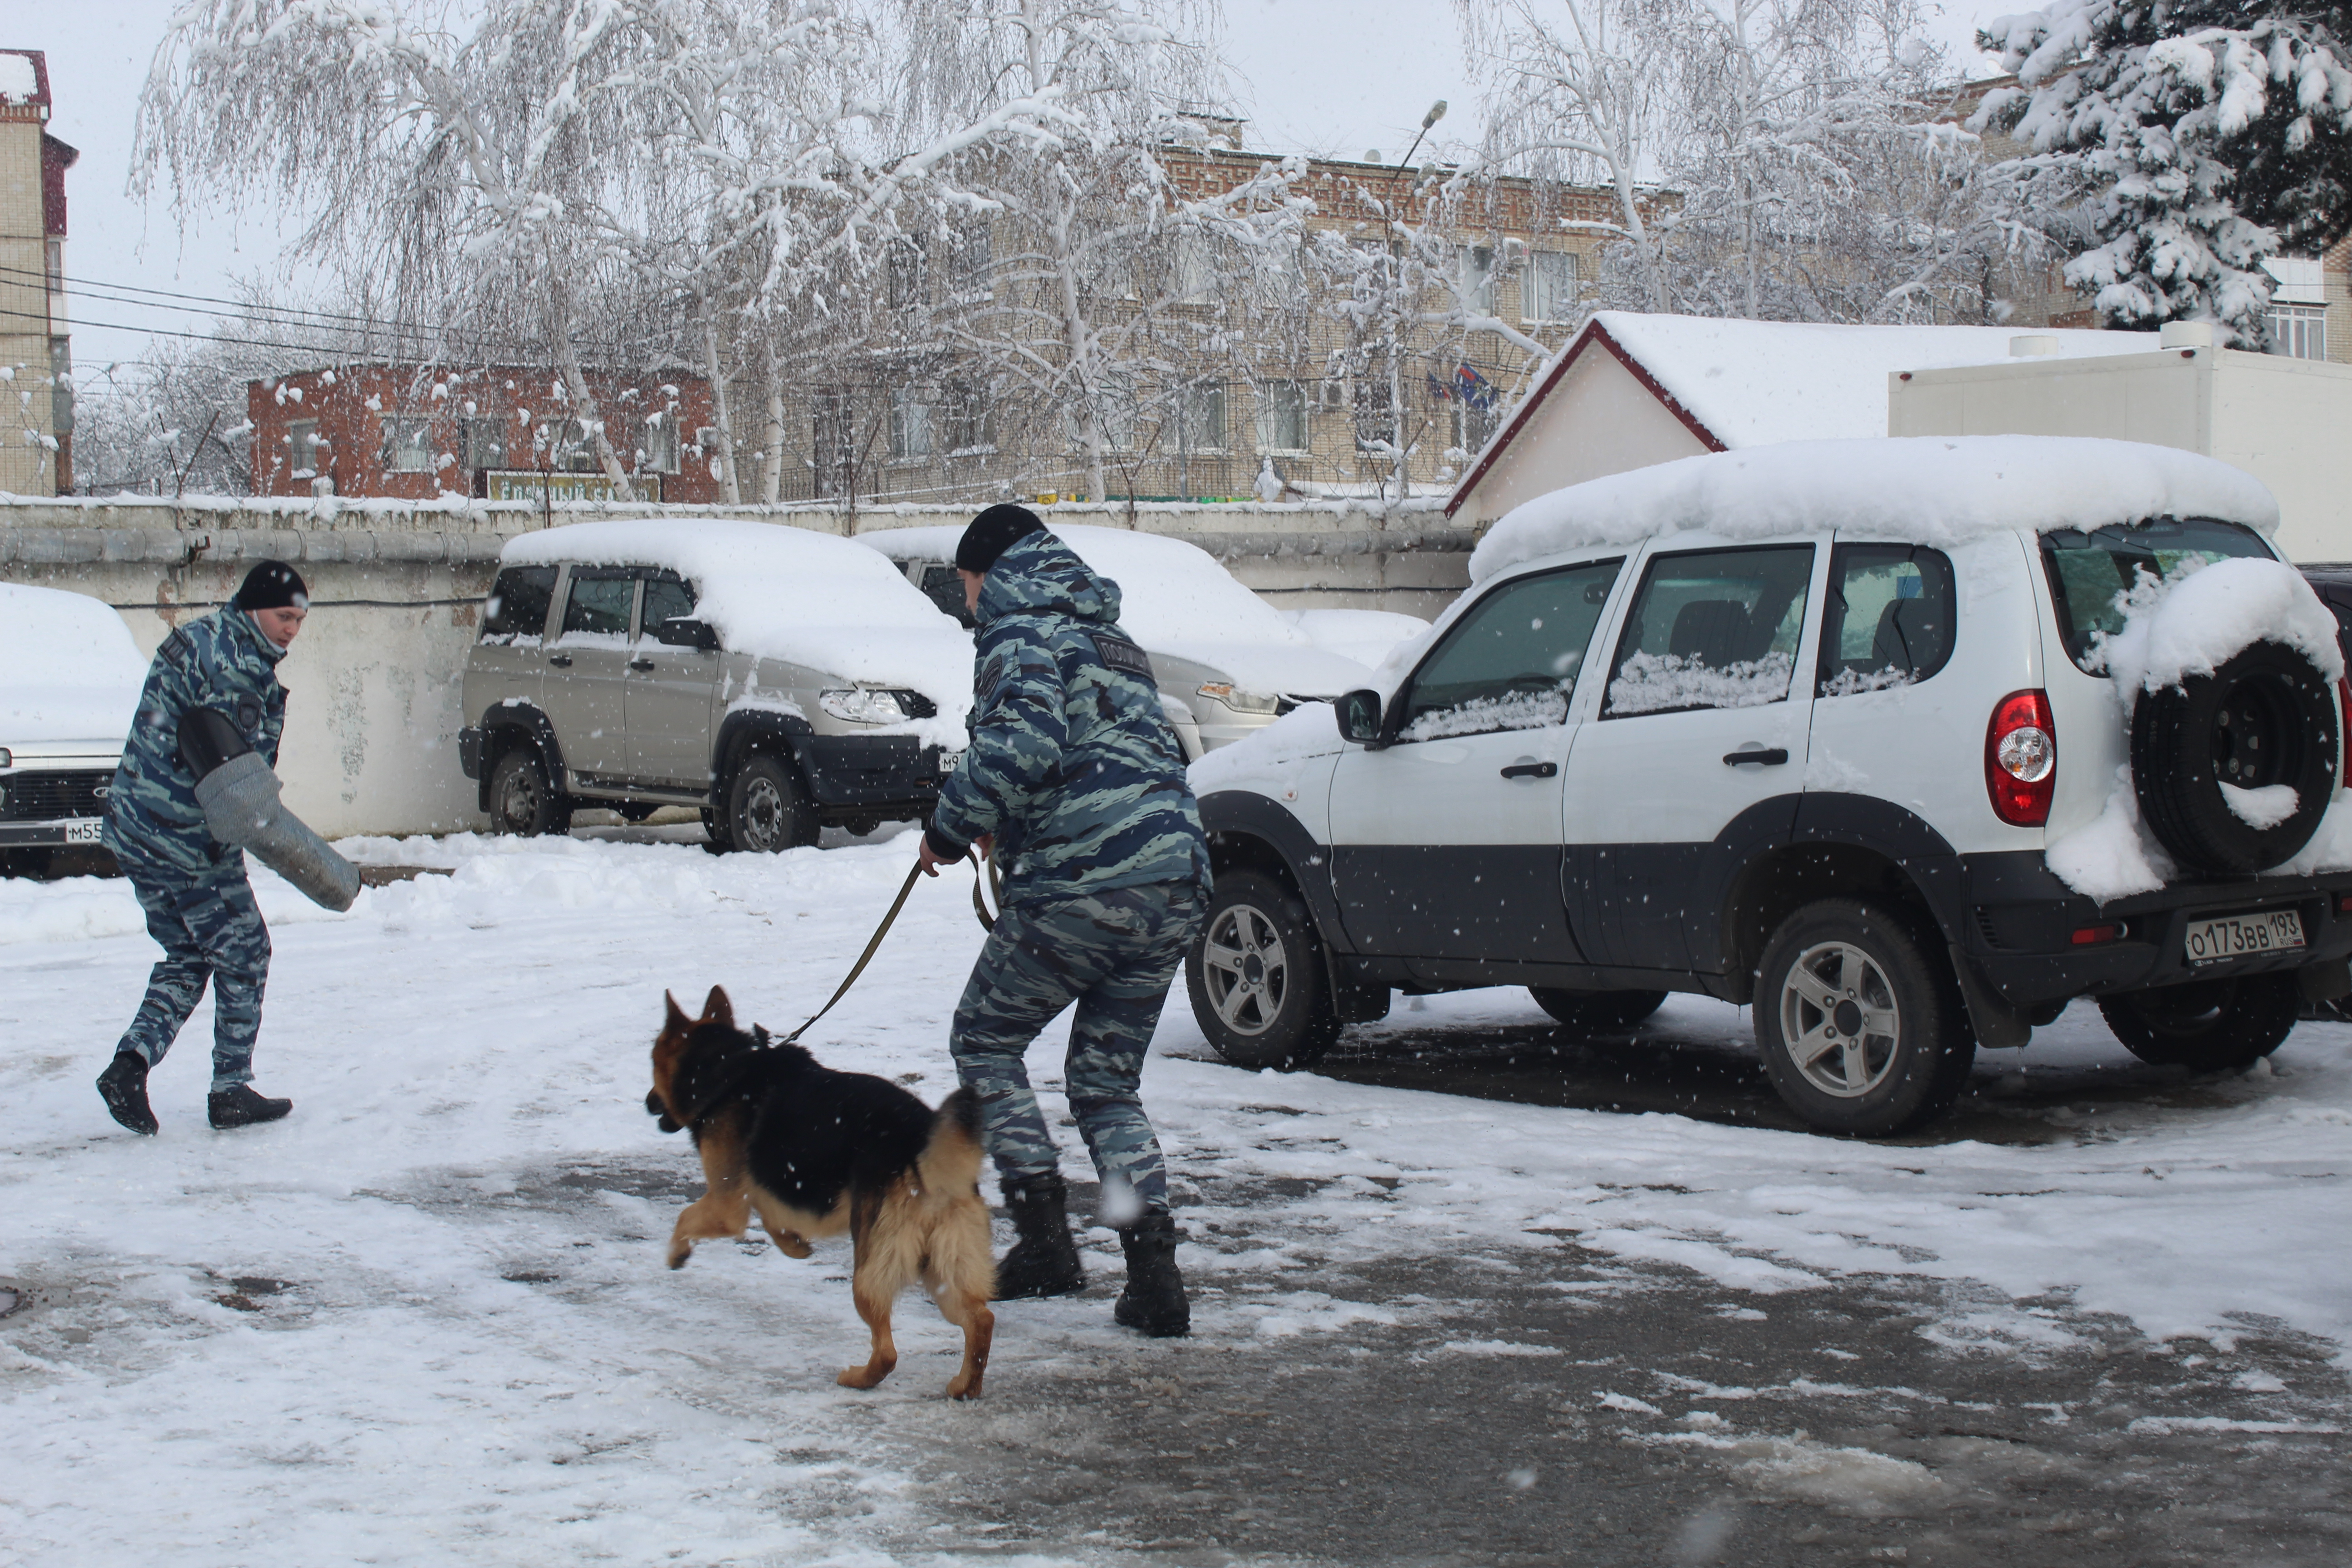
[
  {"xmin": 2095, "ymin": 554, "xmax": 2343, "ymax": 694},
  {"xmin": 0, "ymin": 53, "xmax": 37, "ymax": 104},
  {"xmin": 1470, "ymin": 437, "xmax": 2279, "ymax": 583},
  {"xmin": 503, "ymin": 519, "xmax": 973, "ymax": 725},
  {"xmin": 2047, "ymin": 555, "xmax": 2350, "ymax": 899},
  {"xmin": 2046, "ymin": 764, "xmax": 2179, "ymax": 901},
  {"xmin": 1589, "ymin": 311, "xmax": 2156, "ymax": 451},
  {"xmin": 1607, "ymin": 651, "xmax": 1796, "ymax": 715},
  {"xmin": 0, "ymin": 585, "xmax": 149, "ymax": 746},
  {"xmin": 860, "ymin": 522, "xmax": 1377, "ymax": 697},
  {"xmin": 1280, "ymin": 608, "xmax": 1431, "ymax": 669}
]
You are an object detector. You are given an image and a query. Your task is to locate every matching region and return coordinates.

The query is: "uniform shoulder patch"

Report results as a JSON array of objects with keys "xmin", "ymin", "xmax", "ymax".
[
  {"xmin": 157, "ymin": 627, "xmax": 198, "ymax": 672},
  {"xmin": 1089, "ymin": 632, "xmax": 1156, "ymax": 685}
]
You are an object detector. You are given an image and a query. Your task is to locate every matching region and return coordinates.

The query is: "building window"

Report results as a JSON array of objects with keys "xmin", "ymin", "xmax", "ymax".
[
  {"xmin": 287, "ymin": 419, "xmax": 323, "ymax": 479},
  {"xmin": 640, "ymin": 411, "xmax": 680, "ymax": 473},
  {"xmin": 2269, "ymin": 304, "xmax": 2328, "ymax": 361},
  {"xmin": 1524, "ymin": 250, "xmax": 1579, "ymax": 323},
  {"xmin": 554, "ymin": 418, "xmax": 597, "ymax": 471},
  {"xmin": 948, "ymin": 223, "xmax": 992, "ymax": 302},
  {"xmin": 887, "ymin": 239, "xmax": 928, "ymax": 312},
  {"xmin": 1173, "ymin": 232, "xmax": 1215, "ymax": 304},
  {"xmin": 1074, "ymin": 374, "xmax": 1136, "ymax": 452},
  {"xmin": 1457, "ymin": 245, "xmax": 1497, "ymax": 317},
  {"xmin": 1255, "ymin": 381, "xmax": 1307, "ymax": 453},
  {"xmin": 461, "ymin": 417, "xmax": 507, "ymax": 471},
  {"xmin": 943, "ymin": 382, "xmax": 994, "ymax": 455},
  {"xmin": 1352, "ymin": 360, "xmax": 1396, "ymax": 451},
  {"xmin": 1181, "ymin": 382, "xmax": 1227, "ymax": 451},
  {"xmin": 888, "ymin": 388, "xmax": 933, "ymax": 461},
  {"xmin": 813, "ymin": 388, "xmax": 857, "ymax": 496},
  {"xmin": 382, "ymin": 416, "xmax": 433, "ymax": 474}
]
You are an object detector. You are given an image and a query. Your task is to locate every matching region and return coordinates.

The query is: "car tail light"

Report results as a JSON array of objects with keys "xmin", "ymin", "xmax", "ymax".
[
  {"xmin": 2338, "ymin": 677, "xmax": 2350, "ymax": 789},
  {"xmin": 2071, "ymin": 921, "xmax": 2127, "ymax": 946},
  {"xmin": 2337, "ymin": 892, "xmax": 2352, "ymax": 915},
  {"xmin": 1985, "ymin": 690, "xmax": 2057, "ymax": 827}
]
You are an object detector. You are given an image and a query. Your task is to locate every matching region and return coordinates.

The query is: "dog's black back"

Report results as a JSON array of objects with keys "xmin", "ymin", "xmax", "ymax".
[{"xmin": 672, "ymin": 1024, "xmax": 942, "ymax": 1215}]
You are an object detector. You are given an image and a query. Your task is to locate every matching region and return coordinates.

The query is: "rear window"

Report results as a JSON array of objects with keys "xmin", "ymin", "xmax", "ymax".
[
  {"xmin": 2041, "ymin": 518, "xmax": 2275, "ymax": 671},
  {"xmin": 481, "ymin": 566, "xmax": 557, "ymax": 643}
]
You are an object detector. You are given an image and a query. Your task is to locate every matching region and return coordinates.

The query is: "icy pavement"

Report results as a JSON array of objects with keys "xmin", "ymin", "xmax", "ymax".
[{"xmin": 2, "ymin": 829, "xmax": 2349, "ymax": 1565}]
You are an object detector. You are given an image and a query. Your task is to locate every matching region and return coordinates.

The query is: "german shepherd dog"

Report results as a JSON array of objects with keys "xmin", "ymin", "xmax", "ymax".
[{"xmin": 647, "ymin": 987, "xmax": 995, "ymax": 1399}]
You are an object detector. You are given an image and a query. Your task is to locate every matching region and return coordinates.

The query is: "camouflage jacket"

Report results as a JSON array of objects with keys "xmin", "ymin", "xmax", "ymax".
[
  {"xmin": 926, "ymin": 532, "xmax": 1210, "ymax": 907},
  {"xmin": 104, "ymin": 608, "xmax": 289, "ymax": 876}
]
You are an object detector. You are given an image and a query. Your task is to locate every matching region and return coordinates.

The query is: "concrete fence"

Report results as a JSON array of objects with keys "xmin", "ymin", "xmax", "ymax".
[{"xmin": 1, "ymin": 494, "xmax": 1475, "ymax": 838}]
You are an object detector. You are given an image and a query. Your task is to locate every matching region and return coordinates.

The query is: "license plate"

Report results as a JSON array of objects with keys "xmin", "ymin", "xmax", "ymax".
[
  {"xmin": 2184, "ymin": 908, "xmax": 2305, "ymax": 965},
  {"xmin": 63, "ymin": 818, "xmax": 104, "ymax": 844}
]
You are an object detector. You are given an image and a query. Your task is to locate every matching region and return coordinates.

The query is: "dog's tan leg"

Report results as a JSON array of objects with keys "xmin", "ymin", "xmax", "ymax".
[
  {"xmin": 668, "ymin": 1176, "xmax": 750, "ymax": 1270},
  {"xmin": 838, "ymin": 1274, "xmax": 899, "ymax": 1390},
  {"xmin": 930, "ymin": 1271, "xmax": 995, "ymax": 1401},
  {"xmin": 758, "ymin": 1221, "xmax": 814, "ymax": 1260}
]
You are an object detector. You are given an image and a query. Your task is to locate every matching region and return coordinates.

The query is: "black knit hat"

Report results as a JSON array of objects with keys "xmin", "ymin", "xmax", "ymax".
[
  {"xmin": 955, "ymin": 504, "xmax": 1047, "ymax": 574},
  {"xmin": 233, "ymin": 560, "xmax": 309, "ymax": 612}
]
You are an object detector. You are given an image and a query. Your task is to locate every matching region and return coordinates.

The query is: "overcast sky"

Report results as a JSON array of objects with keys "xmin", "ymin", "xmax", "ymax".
[{"xmin": 40, "ymin": 0, "xmax": 2004, "ymax": 369}]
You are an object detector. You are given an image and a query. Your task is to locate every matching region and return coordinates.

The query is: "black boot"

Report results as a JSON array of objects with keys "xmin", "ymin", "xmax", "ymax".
[
  {"xmin": 1113, "ymin": 1210, "xmax": 1190, "ymax": 1338},
  {"xmin": 994, "ymin": 1171, "xmax": 1085, "ymax": 1299},
  {"xmin": 208, "ymin": 1083, "xmax": 293, "ymax": 1129},
  {"xmin": 97, "ymin": 1052, "xmax": 158, "ymax": 1136}
]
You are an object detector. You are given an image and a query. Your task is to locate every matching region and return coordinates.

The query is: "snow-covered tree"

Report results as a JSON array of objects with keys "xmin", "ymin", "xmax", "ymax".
[
  {"xmin": 1460, "ymin": 0, "xmax": 2047, "ymax": 325},
  {"xmin": 1976, "ymin": 0, "xmax": 2352, "ymax": 343}
]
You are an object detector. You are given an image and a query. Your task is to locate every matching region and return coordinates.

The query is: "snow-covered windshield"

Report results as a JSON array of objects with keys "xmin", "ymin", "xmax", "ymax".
[
  {"xmin": 0, "ymin": 584, "xmax": 147, "ymax": 745},
  {"xmin": 2041, "ymin": 518, "xmax": 2276, "ymax": 673}
]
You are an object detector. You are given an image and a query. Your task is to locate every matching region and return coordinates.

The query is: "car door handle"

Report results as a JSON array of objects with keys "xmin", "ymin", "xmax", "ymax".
[
  {"xmin": 1499, "ymin": 760, "xmax": 1558, "ymax": 779},
  {"xmin": 627, "ymin": 658, "xmax": 656, "ymax": 672},
  {"xmin": 1723, "ymin": 747, "xmax": 1789, "ymax": 766},
  {"xmin": 547, "ymin": 653, "xmax": 573, "ymax": 668}
]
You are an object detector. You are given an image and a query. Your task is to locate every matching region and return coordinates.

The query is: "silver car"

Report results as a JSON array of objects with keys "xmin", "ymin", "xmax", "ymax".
[
  {"xmin": 459, "ymin": 520, "xmax": 971, "ymax": 851},
  {"xmin": 862, "ymin": 523, "xmax": 1392, "ymax": 760}
]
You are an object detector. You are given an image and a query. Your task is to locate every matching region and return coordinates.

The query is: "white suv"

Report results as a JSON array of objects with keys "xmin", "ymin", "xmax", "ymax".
[{"xmin": 1183, "ymin": 437, "xmax": 2352, "ymax": 1135}]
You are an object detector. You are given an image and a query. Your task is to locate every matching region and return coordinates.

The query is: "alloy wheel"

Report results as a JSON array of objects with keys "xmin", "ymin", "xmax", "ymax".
[
  {"xmin": 1778, "ymin": 940, "xmax": 1902, "ymax": 1098},
  {"xmin": 1200, "ymin": 902, "xmax": 1290, "ymax": 1035}
]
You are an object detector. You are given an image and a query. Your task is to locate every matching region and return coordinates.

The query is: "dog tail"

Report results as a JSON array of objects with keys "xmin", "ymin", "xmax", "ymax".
[{"xmin": 916, "ymin": 1086, "xmax": 986, "ymax": 1202}]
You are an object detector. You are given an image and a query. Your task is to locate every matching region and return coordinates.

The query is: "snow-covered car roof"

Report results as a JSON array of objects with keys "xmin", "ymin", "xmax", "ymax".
[
  {"xmin": 859, "ymin": 522, "xmax": 1376, "ymax": 697},
  {"xmin": 1470, "ymin": 436, "xmax": 2282, "ymax": 586},
  {"xmin": 0, "ymin": 584, "xmax": 146, "ymax": 749},
  {"xmin": 502, "ymin": 520, "xmax": 972, "ymax": 714}
]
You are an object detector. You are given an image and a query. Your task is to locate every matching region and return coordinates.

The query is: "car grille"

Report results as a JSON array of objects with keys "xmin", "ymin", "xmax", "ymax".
[{"xmin": 1, "ymin": 770, "xmax": 113, "ymax": 820}]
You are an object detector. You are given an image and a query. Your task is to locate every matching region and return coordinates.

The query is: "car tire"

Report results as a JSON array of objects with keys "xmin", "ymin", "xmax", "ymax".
[
  {"xmin": 1529, "ymin": 988, "xmax": 1668, "ymax": 1033},
  {"xmin": 1754, "ymin": 899, "xmax": 1975, "ymax": 1136},
  {"xmin": 487, "ymin": 746, "xmax": 573, "ymax": 838},
  {"xmin": 1186, "ymin": 869, "xmax": 1342, "ymax": 1070},
  {"xmin": 725, "ymin": 754, "xmax": 819, "ymax": 853},
  {"xmin": 2132, "ymin": 640, "xmax": 2338, "ymax": 875},
  {"xmin": 2098, "ymin": 973, "xmax": 2300, "ymax": 1073}
]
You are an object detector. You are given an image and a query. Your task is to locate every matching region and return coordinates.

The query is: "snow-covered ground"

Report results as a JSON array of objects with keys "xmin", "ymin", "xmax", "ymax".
[{"xmin": 4, "ymin": 829, "xmax": 2350, "ymax": 1562}]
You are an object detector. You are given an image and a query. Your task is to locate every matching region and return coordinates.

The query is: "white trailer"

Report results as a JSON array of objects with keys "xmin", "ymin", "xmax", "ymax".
[{"xmin": 1888, "ymin": 322, "xmax": 2352, "ymax": 564}]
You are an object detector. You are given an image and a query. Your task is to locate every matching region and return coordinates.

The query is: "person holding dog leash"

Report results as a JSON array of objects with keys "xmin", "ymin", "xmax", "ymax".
[{"xmin": 918, "ymin": 505, "xmax": 1212, "ymax": 1338}]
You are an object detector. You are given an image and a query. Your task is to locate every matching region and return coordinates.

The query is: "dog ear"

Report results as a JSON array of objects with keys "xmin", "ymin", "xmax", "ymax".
[
  {"xmin": 753, "ymin": 1024, "xmax": 772, "ymax": 1049},
  {"xmin": 703, "ymin": 985, "xmax": 733, "ymax": 1028},
  {"xmin": 663, "ymin": 991, "xmax": 689, "ymax": 1033}
]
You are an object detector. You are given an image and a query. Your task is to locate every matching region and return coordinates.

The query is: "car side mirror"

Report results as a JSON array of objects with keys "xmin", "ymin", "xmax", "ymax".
[
  {"xmin": 656, "ymin": 617, "xmax": 720, "ymax": 652},
  {"xmin": 1335, "ymin": 688, "xmax": 1385, "ymax": 747}
]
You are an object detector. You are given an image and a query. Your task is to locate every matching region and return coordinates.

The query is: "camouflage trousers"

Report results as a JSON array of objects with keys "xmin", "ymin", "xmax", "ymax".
[
  {"xmin": 114, "ymin": 860, "xmax": 270, "ymax": 1091},
  {"xmin": 950, "ymin": 881, "xmax": 1205, "ymax": 1217}
]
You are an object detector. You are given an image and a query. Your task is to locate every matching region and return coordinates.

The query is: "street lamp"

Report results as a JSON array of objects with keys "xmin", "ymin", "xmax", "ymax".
[{"xmin": 1396, "ymin": 100, "xmax": 1447, "ymax": 171}]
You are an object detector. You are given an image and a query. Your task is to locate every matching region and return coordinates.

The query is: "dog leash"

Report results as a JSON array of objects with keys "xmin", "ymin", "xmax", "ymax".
[{"xmin": 773, "ymin": 847, "xmax": 1000, "ymax": 1047}]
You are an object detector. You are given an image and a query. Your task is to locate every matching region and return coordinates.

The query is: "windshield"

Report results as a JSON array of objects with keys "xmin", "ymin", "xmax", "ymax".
[{"xmin": 2040, "ymin": 517, "xmax": 2276, "ymax": 672}]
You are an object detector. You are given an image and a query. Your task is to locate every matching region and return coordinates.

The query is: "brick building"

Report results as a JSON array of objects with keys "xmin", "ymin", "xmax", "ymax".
[
  {"xmin": 0, "ymin": 48, "xmax": 76, "ymax": 496},
  {"xmin": 246, "ymin": 363, "xmax": 722, "ymax": 503}
]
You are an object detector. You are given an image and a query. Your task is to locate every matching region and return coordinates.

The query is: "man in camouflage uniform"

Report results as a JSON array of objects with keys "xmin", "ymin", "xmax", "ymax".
[
  {"xmin": 97, "ymin": 561, "xmax": 309, "ymax": 1135},
  {"xmin": 918, "ymin": 506, "xmax": 1212, "ymax": 1337}
]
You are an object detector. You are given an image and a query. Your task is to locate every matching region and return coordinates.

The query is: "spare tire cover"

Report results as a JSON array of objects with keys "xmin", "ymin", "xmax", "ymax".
[{"xmin": 2131, "ymin": 639, "xmax": 2338, "ymax": 874}]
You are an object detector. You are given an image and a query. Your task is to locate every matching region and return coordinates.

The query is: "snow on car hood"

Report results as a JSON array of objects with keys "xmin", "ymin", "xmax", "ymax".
[
  {"xmin": 503, "ymin": 520, "xmax": 973, "ymax": 726},
  {"xmin": 1280, "ymin": 608, "xmax": 1430, "ymax": 669},
  {"xmin": 858, "ymin": 521, "xmax": 1377, "ymax": 696},
  {"xmin": 1471, "ymin": 437, "xmax": 2281, "ymax": 584},
  {"xmin": 0, "ymin": 584, "xmax": 145, "ymax": 748}
]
